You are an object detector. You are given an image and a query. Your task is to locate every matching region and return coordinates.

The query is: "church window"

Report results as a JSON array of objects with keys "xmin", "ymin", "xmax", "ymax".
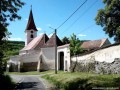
[
  {"xmin": 31, "ymin": 31, "xmax": 33, "ymax": 33},
  {"xmin": 31, "ymin": 34, "xmax": 33, "ymax": 38}
]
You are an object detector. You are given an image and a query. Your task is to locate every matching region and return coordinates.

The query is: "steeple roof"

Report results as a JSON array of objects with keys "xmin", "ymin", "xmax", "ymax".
[{"xmin": 25, "ymin": 9, "xmax": 37, "ymax": 31}]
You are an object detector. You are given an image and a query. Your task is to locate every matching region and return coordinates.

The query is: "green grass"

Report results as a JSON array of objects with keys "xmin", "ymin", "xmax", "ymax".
[
  {"xmin": 6, "ymin": 70, "xmax": 120, "ymax": 90},
  {"xmin": 41, "ymin": 71, "xmax": 120, "ymax": 90}
]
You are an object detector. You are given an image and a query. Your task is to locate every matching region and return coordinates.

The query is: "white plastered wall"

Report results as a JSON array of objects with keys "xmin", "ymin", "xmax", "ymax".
[
  {"xmin": 57, "ymin": 45, "xmax": 70, "ymax": 71},
  {"xmin": 71, "ymin": 44, "xmax": 120, "ymax": 63},
  {"xmin": 40, "ymin": 47, "xmax": 55, "ymax": 70},
  {"xmin": 25, "ymin": 30, "xmax": 37, "ymax": 46}
]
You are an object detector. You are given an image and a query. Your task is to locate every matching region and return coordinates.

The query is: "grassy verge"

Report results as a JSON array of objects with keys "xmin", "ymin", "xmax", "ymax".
[{"xmin": 42, "ymin": 71, "xmax": 120, "ymax": 90}]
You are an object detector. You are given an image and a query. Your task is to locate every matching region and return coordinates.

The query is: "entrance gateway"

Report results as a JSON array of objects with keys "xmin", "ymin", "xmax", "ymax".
[{"xmin": 59, "ymin": 52, "xmax": 64, "ymax": 70}]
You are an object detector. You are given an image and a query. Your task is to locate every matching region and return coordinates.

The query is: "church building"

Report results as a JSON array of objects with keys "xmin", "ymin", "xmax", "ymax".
[
  {"xmin": 7, "ymin": 9, "xmax": 71, "ymax": 72},
  {"xmin": 7, "ymin": 8, "xmax": 111, "ymax": 72}
]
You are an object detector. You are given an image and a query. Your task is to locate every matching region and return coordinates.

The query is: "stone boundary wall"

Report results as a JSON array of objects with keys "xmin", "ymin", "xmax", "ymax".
[{"xmin": 71, "ymin": 44, "xmax": 120, "ymax": 74}]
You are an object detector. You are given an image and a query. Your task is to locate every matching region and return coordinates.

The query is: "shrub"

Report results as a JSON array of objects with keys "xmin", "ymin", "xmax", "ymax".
[
  {"xmin": 114, "ymin": 77, "xmax": 120, "ymax": 88},
  {"xmin": 64, "ymin": 78, "xmax": 91, "ymax": 90}
]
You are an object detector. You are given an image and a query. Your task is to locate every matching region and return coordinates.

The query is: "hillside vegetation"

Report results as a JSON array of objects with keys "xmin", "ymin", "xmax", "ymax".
[
  {"xmin": 3, "ymin": 41, "xmax": 24, "ymax": 57},
  {"xmin": 2, "ymin": 41, "xmax": 24, "ymax": 70}
]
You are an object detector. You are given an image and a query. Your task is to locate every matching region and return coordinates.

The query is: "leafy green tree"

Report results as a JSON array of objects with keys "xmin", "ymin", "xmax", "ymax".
[
  {"xmin": 0, "ymin": 0, "xmax": 25, "ymax": 75},
  {"xmin": 62, "ymin": 36, "xmax": 70, "ymax": 44},
  {"xmin": 1, "ymin": 0, "xmax": 25, "ymax": 27},
  {"xmin": 69, "ymin": 33, "xmax": 83, "ymax": 56},
  {"xmin": 95, "ymin": 0, "xmax": 120, "ymax": 42}
]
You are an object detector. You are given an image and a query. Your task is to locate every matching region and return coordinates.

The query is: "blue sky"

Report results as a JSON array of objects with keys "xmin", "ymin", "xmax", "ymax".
[{"xmin": 7, "ymin": 0, "xmax": 114, "ymax": 43}]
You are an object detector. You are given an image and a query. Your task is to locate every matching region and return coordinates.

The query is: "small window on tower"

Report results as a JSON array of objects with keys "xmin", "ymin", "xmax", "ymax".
[
  {"xmin": 31, "ymin": 34, "xmax": 33, "ymax": 38},
  {"xmin": 31, "ymin": 31, "xmax": 33, "ymax": 33}
]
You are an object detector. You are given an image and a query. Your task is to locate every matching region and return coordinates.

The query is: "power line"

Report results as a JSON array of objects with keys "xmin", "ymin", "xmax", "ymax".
[
  {"xmin": 60, "ymin": 0, "xmax": 98, "ymax": 35},
  {"xmin": 48, "ymin": 30, "xmax": 54, "ymax": 36},
  {"xmin": 56, "ymin": 0, "xmax": 88, "ymax": 30},
  {"xmin": 77, "ymin": 24, "xmax": 95, "ymax": 34},
  {"xmin": 47, "ymin": 27, "xmax": 55, "ymax": 37}
]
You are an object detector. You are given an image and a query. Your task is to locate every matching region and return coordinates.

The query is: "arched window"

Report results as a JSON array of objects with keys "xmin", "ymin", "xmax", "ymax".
[
  {"xmin": 31, "ymin": 31, "xmax": 33, "ymax": 33},
  {"xmin": 31, "ymin": 34, "xmax": 33, "ymax": 38}
]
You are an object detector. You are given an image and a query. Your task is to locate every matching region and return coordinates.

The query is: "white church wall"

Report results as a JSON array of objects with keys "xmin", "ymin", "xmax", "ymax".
[
  {"xmin": 25, "ymin": 30, "xmax": 37, "ymax": 46},
  {"xmin": 41, "ymin": 47, "xmax": 55, "ymax": 70},
  {"xmin": 9, "ymin": 55, "xmax": 21, "ymax": 65},
  {"xmin": 9, "ymin": 52, "xmax": 40, "ymax": 71},
  {"xmin": 21, "ymin": 52, "xmax": 40, "ymax": 63}
]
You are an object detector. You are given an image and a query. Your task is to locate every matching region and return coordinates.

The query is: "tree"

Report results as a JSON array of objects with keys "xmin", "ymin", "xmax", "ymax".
[
  {"xmin": 62, "ymin": 36, "xmax": 70, "ymax": 44},
  {"xmin": 1, "ymin": 0, "xmax": 25, "ymax": 27},
  {"xmin": 69, "ymin": 33, "xmax": 83, "ymax": 56},
  {"xmin": 0, "ymin": 0, "xmax": 25, "ymax": 75},
  {"xmin": 95, "ymin": 0, "xmax": 120, "ymax": 42},
  {"xmin": 69, "ymin": 34, "xmax": 83, "ymax": 72}
]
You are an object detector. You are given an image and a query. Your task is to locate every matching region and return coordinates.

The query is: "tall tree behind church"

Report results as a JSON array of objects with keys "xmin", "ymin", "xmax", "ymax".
[
  {"xmin": 62, "ymin": 36, "xmax": 70, "ymax": 45},
  {"xmin": 95, "ymin": 0, "xmax": 120, "ymax": 42}
]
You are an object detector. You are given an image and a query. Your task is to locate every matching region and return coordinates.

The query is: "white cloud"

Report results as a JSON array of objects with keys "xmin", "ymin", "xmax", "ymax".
[
  {"xmin": 48, "ymin": 33, "xmax": 53, "ymax": 38},
  {"xmin": 78, "ymin": 34, "xmax": 87, "ymax": 37},
  {"xmin": 39, "ymin": 33, "xmax": 44, "ymax": 35},
  {"xmin": 25, "ymin": 18, "xmax": 28, "ymax": 21},
  {"xmin": 8, "ymin": 38, "xmax": 22, "ymax": 41},
  {"xmin": 37, "ymin": 27, "xmax": 42, "ymax": 31}
]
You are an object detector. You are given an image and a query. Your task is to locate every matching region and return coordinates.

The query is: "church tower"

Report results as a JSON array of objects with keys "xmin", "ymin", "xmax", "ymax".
[{"xmin": 25, "ymin": 8, "xmax": 38, "ymax": 46}]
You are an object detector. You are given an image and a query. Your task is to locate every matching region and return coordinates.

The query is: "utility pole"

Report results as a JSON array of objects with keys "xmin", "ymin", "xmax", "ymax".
[
  {"xmin": 49, "ymin": 27, "xmax": 57, "ymax": 74},
  {"xmin": 55, "ymin": 29, "xmax": 57, "ymax": 74}
]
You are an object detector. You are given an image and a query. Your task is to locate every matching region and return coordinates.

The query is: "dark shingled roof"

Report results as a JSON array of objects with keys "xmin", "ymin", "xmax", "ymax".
[
  {"xmin": 44, "ymin": 33, "xmax": 63, "ymax": 47},
  {"xmin": 25, "ymin": 9, "xmax": 37, "ymax": 31}
]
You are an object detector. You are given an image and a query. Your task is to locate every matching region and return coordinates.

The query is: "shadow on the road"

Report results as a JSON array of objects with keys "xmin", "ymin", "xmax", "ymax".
[{"xmin": 15, "ymin": 82, "xmax": 40, "ymax": 89}]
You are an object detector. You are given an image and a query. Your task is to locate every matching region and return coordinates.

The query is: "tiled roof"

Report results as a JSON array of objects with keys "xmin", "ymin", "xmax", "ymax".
[
  {"xmin": 44, "ymin": 33, "xmax": 63, "ymax": 47},
  {"xmin": 81, "ymin": 38, "xmax": 108, "ymax": 50},
  {"xmin": 21, "ymin": 34, "xmax": 49, "ymax": 51},
  {"xmin": 25, "ymin": 9, "xmax": 37, "ymax": 31},
  {"xmin": 35, "ymin": 34, "xmax": 49, "ymax": 49},
  {"xmin": 57, "ymin": 44, "xmax": 70, "ymax": 49}
]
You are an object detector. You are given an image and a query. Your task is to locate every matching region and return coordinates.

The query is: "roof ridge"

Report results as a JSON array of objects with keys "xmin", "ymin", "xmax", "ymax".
[
  {"xmin": 32, "ymin": 34, "xmax": 44, "ymax": 49},
  {"xmin": 100, "ymin": 38, "xmax": 107, "ymax": 47},
  {"xmin": 21, "ymin": 34, "xmax": 44, "ymax": 51}
]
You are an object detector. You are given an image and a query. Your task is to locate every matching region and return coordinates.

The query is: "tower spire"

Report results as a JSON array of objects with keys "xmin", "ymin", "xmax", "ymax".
[
  {"xmin": 25, "ymin": 6, "xmax": 38, "ymax": 46},
  {"xmin": 31, "ymin": 5, "xmax": 32, "ymax": 9},
  {"xmin": 25, "ymin": 6, "xmax": 37, "ymax": 31}
]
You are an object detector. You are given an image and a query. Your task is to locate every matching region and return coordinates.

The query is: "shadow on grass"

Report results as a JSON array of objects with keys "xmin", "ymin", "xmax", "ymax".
[
  {"xmin": 15, "ymin": 82, "xmax": 46, "ymax": 90},
  {"xmin": 0, "ymin": 74, "xmax": 15, "ymax": 90},
  {"xmin": 64, "ymin": 78, "xmax": 92, "ymax": 90}
]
